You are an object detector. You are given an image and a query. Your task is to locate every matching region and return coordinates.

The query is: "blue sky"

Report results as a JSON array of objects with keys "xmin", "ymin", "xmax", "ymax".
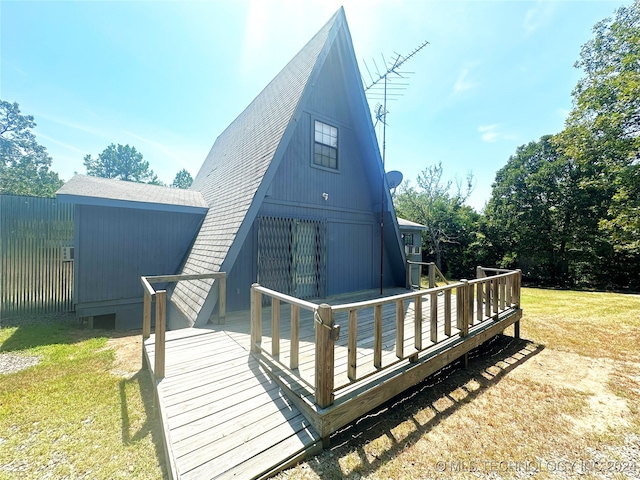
[{"xmin": 1, "ymin": 0, "xmax": 630, "ymax": 210}]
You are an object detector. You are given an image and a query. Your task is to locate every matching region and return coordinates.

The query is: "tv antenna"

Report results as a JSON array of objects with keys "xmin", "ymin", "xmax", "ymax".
[{"xmin": 362, "ymin": 40, "xmax": 429, "ymax": 294}]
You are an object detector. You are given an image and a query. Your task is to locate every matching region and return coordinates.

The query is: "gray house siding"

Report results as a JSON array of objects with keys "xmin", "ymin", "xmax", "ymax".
[{"xmin": 74, "ymin": 204, "xmax": 203, "ymax": 328}]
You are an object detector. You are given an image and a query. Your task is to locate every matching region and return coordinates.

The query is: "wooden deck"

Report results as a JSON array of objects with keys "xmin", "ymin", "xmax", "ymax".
[
  {"xmin": 143, "ymin": 327, "xmax": 322, "ymax": 480},
  {"xmin": 144, "ymin": 283, "xmax": 522, "ymax": 479}
]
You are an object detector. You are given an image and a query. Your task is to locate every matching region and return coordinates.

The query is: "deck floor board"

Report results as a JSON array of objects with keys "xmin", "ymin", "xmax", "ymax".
[{"xmin": 144, "ymin": 327, "xmax": 321, "ymax": 479}]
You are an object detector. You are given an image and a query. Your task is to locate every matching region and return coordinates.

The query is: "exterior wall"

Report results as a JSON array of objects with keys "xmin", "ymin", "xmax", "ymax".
[
  {"xmin": 75, "ymin": 204, "xmax": 203, "ymax": 328},
  {"xmin": 246, "ymin": 35, "xmax": 403, "ymax": 305}
]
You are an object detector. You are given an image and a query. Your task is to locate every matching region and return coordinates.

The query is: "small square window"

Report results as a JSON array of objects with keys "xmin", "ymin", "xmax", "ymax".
[{"xmin": 313, "ymin": 120, "xmax": 338, "ymax": 169}]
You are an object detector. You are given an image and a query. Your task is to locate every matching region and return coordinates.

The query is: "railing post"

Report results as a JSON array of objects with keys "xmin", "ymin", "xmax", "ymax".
[
  {"xmin": 250, "ymin": 284, "xmax": 262, "ymax": 354},
  {"xmin": 428, "ymin": 263, "xmax": 436, "ymax": 288},
  {"xmin": 154, "ymin": 290, "xmax": 166, "ymax": 380},
  {"xmin": 315, "ymin": 304, "xmax": 335, "ymax": 409},
  {"xmin": 142, "ymin": 291, "xmax": 151, "ymax": 369},
  {"xmin": 514, "ymin": 270, "xmax": 522, "ymax": 339},
  {"xmin": 143, "ymin": 291, "xmax": 151, "ymax": 339},
  {"xmin": 406, "ymin": 261, "xmax": 412, "ymax": 289},
  {"xmin": 218, "ymin": 276, "xmax": 226, "ymax": 324},
  {"xmin": 457, "ymin": 280, "xmax": 469, "ymax": 337}
]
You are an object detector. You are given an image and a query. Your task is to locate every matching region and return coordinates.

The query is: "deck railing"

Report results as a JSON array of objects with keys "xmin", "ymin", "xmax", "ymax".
[
  {"xmin": 141, "ymin": 272, "xmax": 227, "ymax": 380},
  {"xmin": 251, "ymin": 267, "xmax": 521, "ymax": 409},
  {"xmin": 406, "ymin": 261, "xmax": 449, "ymax": 289}
]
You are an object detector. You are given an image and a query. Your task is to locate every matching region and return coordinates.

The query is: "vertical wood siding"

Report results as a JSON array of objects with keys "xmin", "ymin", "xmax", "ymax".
[
  {"xmin": 75, "ymin": 205, "xmax": 203, "ymax": 305},
  {"xmin": 0, "ymin": 195, "xmax": 74, "ymax": 317}
]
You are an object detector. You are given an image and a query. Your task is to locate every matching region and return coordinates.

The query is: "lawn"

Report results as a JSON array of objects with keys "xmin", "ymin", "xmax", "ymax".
[
  {"xmin": 0, "ymin": 316, "xmax": 166, "ymax": 479},
  {"xmin": 1, "ymin": 288, "xmax": 638, "ymax": 479}
]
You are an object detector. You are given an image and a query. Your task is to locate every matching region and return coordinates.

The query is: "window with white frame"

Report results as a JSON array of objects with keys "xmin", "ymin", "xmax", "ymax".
[{"xmin": 313, "ymin": 120, "xmax": 338, "ymax": 169}]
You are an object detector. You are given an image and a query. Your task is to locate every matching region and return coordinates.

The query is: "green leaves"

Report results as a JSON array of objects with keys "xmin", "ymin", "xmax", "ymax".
[
  {"xmin": 83, "ymin": 143, "xmax": 162, "ymax": 184},
  {"xmin": 171, "ymin": 168, "xmax": 193, "ymax": 189},
  {"xmin": 0, "ymin": 100, "xmax": 63, "ymax": 197},
  {"xmin": 394, "ymin": 162, "xmax": 479, "ymax": 278}
]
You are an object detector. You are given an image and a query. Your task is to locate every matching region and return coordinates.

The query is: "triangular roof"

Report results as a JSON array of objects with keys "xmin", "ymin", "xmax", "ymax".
[{"xmin": 171, "ymin": 7, "xmax": 404, "ymax": 325}]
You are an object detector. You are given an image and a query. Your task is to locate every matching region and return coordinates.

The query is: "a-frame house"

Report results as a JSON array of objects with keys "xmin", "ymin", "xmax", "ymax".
[{"xmin": 168, "ymin": 7, "xmax": 406, "ymax": 328}]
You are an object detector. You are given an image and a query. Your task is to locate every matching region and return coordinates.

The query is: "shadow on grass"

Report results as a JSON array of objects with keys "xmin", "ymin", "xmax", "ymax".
[
  {"xmin": 0, "ymin": 315, "xmax": 81, "ymax": 352},
  {"xmin": 119, "ymin": 370, "xmax": 169, "ymax": 479},
  {"xmin": 307, "ymin": 334, "xmax": 544, "ymax": 479}
]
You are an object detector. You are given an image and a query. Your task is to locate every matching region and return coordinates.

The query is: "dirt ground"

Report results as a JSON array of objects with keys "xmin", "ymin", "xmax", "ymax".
[
  {"xmin": 105, "ymin": 330, "xmax": 145, "ymax": 379},
  {"xmin": 104, "ymin": 329, "xmax": 640, "ymax": 479}
]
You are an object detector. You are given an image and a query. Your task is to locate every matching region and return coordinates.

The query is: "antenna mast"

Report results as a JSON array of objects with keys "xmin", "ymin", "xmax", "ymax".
[{"xmin": 363, "ymin": 40, "xmax": 429, "ymax": 294}]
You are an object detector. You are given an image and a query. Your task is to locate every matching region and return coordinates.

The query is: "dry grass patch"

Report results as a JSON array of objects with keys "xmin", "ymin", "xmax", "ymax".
[{"xmin": 276, "ymin": 288, "xmax": 640, "ymax": 479}]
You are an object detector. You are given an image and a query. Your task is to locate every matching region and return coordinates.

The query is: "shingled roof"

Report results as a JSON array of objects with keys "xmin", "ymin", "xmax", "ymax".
[
  {"xmin": 170, "ymin": 8, "xmax": 344, "ymax": 325},
  {"xmin": 57, "ymin": 174, "xmax": 208, "ymax": 214}
]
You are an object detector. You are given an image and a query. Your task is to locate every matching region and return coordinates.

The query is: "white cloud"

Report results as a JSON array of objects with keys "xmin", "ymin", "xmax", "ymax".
[
  {"xmin": 523, "ymin": 2, "xmax": 557, "ymax": 37},
  {"xmin": 454, "ymin": 68, "xmax": 475, "ymax": 93},
  {"xmin": 478, "ymin": 124, "xmax": 515, "ymax": 143}
]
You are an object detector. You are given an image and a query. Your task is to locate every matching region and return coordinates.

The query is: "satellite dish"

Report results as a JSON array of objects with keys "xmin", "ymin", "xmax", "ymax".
[{"xmin": 386, "ymin": 170, "xmax": 403, "ymax": 190}]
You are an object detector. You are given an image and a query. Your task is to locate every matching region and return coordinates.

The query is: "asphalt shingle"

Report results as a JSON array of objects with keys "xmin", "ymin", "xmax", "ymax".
[{"xmin": 171, "ymin": 9, "xmax": 344, "ymax": 324}]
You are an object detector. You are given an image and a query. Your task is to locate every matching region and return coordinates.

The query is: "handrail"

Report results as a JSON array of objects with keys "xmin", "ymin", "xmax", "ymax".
[
  {"xmin": 250, "ymin": 267, "xmax": 521, "ymax": 410},
  {"xmin": 333, "ymin": 283, "xmax": 458, "ymax": 312},
  {"xmin": 252, "ymin": 285, "xmax": 318, "ymax": 311},
  {"xmin": 406, "ymin": 261, "xmax": 450, "ymax": 289},
  {"xmin": 141, "ymin": 271, "xmax": 227, "ymax": 380}
]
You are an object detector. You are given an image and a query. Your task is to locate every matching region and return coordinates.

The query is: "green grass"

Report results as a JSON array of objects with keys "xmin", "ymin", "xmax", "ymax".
[
  {"xmin": 520, "ymin": 288, "xmax": 640, "ymax": 361},
  {"xmin": 0, "ymin": 321, "xmax": 165, "ymax": 479}
]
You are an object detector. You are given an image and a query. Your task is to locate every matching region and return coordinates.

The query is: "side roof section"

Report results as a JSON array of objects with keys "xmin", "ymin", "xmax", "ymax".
[
  {"xmin": 171, "ymin": 8, "xmax": 344, "ymax": 324},
  {"xmin": 57, "ymin": 174, "xmax": 208, "ymax": 214}
]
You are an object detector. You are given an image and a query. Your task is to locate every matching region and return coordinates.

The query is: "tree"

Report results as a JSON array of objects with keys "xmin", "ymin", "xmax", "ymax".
[
  {"xmin": 553, "ymin": 0, "xmax": 640, "ymax": 285},
  {"xmin": 0, "ymin": 100, "xmax": 63, "ymax": 197},
  {"xmin": 171, "ymin": 168, "xmax": 193, "ymax": 189},
  {"xmin": 83, "ymin": 143, "xmax": 162, "ymax": 184},
  {"xmin": 394, "ymin": 163, "xmax": 478, "ymax": 278},
  {"xmin": 483, "ymin": 136, "xmax": 590, "ymax": 284}
]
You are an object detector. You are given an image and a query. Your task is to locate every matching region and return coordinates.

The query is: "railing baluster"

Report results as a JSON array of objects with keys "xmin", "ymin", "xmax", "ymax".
[
  {"xmin": 506, "ymin": 274, "xmax": 513, "ymax": 306},
  {"xmin": 143, "ymin": 291, "xmax": 151, "ymax": 339},
  {"xmin": 271, "ymin": 298, "xmax": 280, "ymax": 357},
  {"xmin": 348, "ymin": 309, "xmax": 358, "ymax": 381},
  {"xmin": 467, "ymin": 280, "xmax": 474, "ymax": 327},
  {"xmin": 499, "ymin": 276, "xmax": 506, "ymax": 310},
  {"xmin": 485, "ymin": 278, "xmax": 492, "ymax": 319},
  {"xmin": 493, "ymin": 277, "xmax": 499, "ymax": 319},
  {"xmin": 414, "ymin": 295, "xmax": 422, "ymax": 351},
  {"xmin": 374, "ymin": 304, "xmax": 383, "ymax": 368},
  {"xmin": 476, "ymin": 282, "xmax": 483, "ymax": 321},
  {"xmin": 396, "ymin": 300, "xmax": 404, "ymax": 358},
  {"xmin": 461, "ymin": 280, "xmax": 469, "ymax": 337},
  {"xmin": 444, "ymin": 289, "xmax": 452, "ymax": 336},
  {"xmin": 456, "ymin": 283, "xmax": 464, "ymax": 331},
  {"xmin": 290, "ymin": 304, "xmax": 299, "ymax": 370},
  {"xmin": 430, "ymin": 291, "xmax": 438, "ymax": 343}
]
